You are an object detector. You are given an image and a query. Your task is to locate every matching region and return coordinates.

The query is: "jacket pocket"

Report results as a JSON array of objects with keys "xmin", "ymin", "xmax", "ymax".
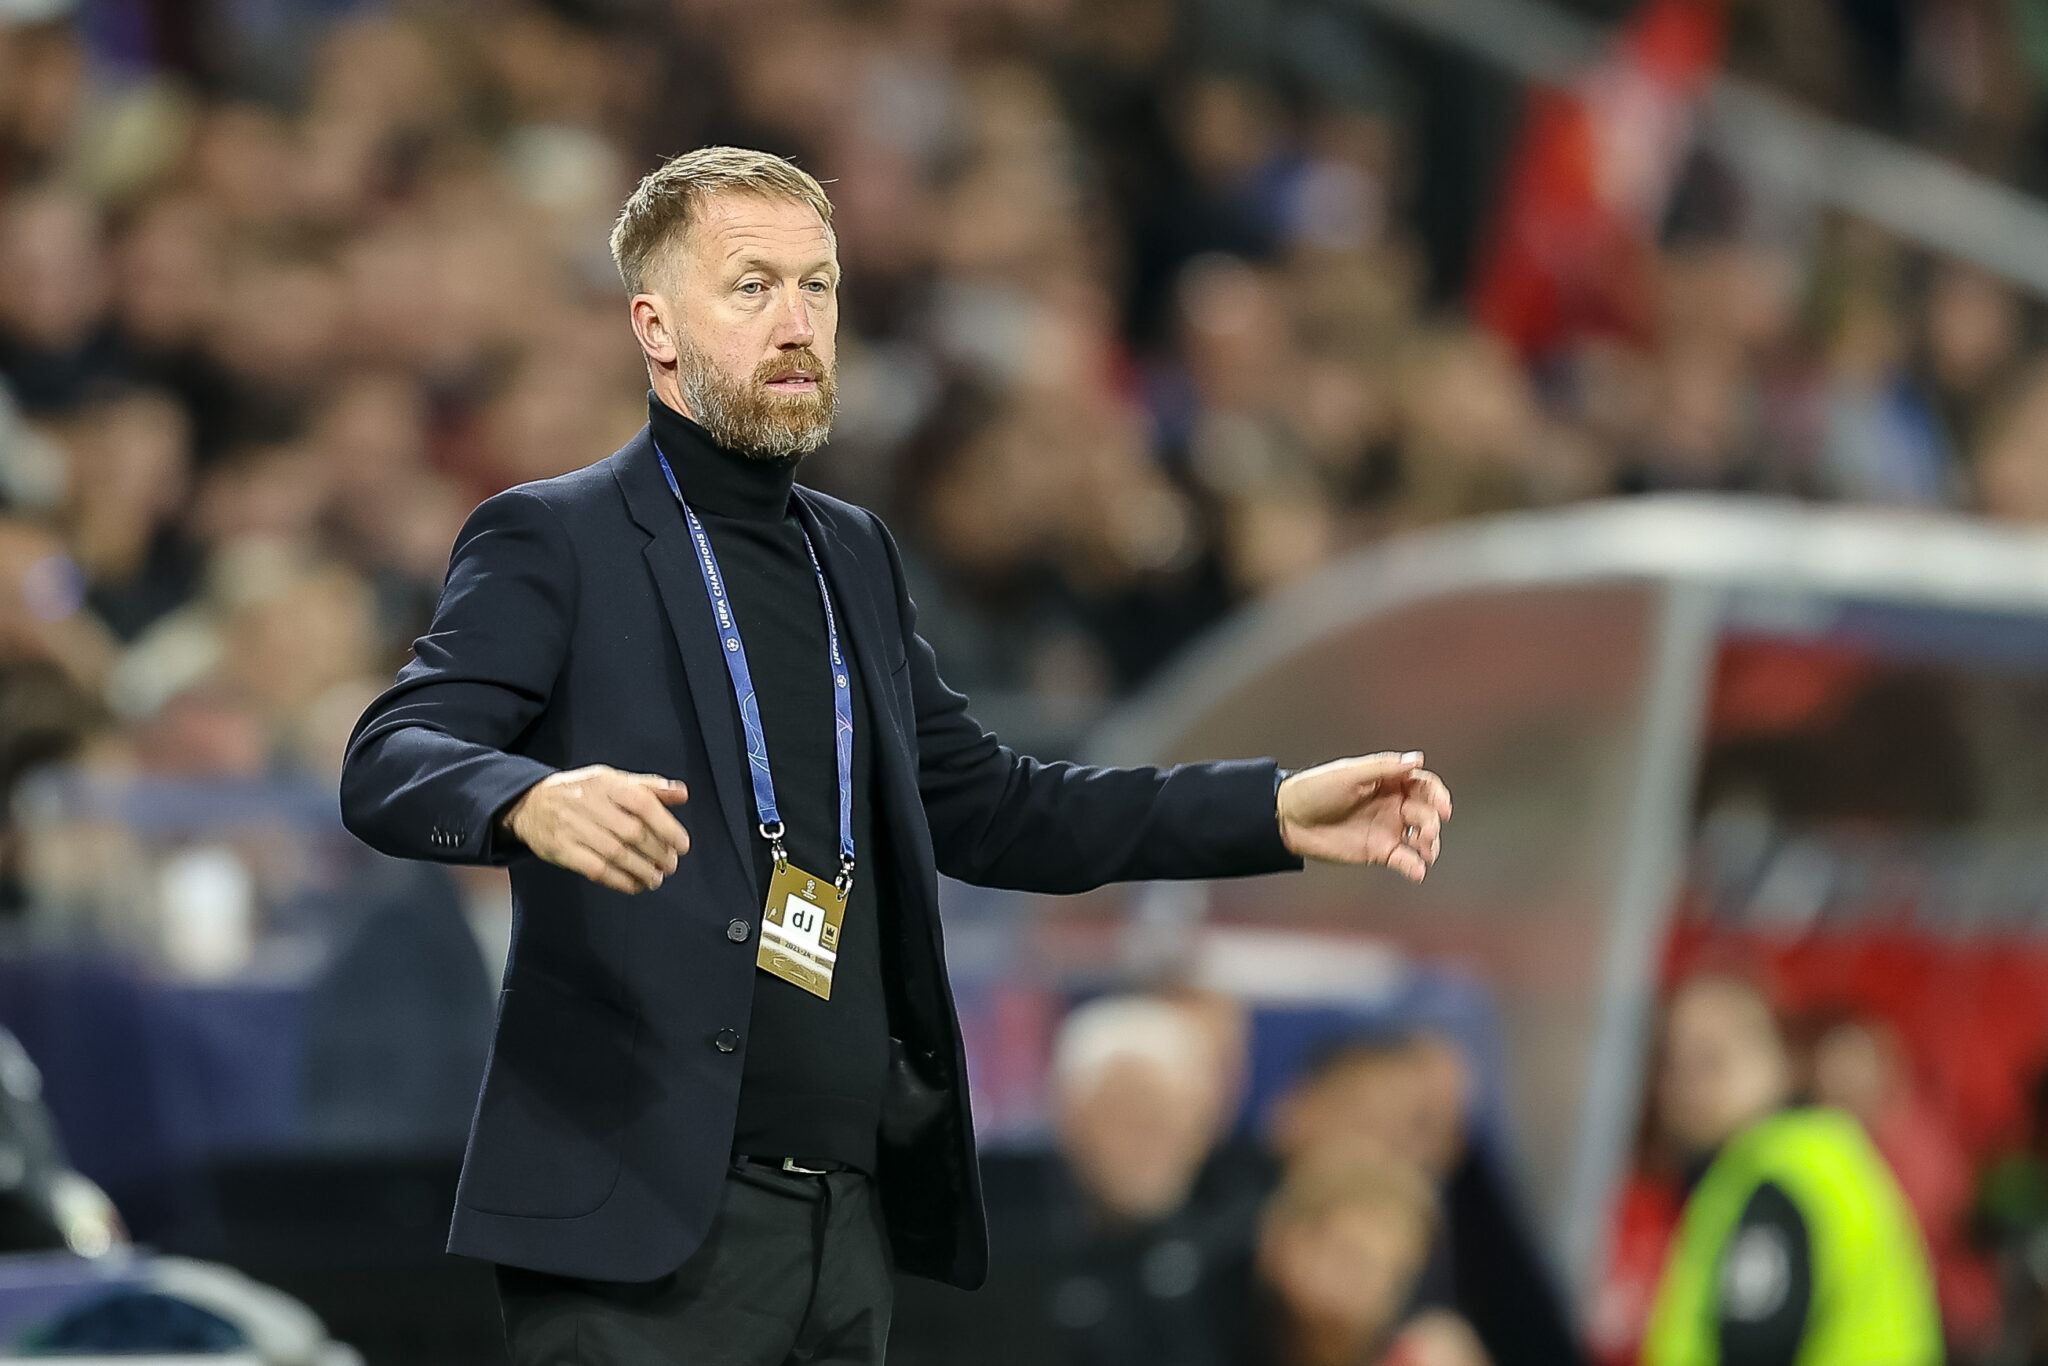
[{"xmin": 459, "ymin": 977, "xmax": 640, "ymax": 1219}]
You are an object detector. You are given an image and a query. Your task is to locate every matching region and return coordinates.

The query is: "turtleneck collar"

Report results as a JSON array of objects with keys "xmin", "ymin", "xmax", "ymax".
[{"xmin": 647, "ymin": 392, "xmax": 801, "ymax": 523}]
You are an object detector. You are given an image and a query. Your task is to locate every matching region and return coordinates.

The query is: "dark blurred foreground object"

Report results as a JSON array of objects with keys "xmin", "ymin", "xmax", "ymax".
[
  {"xmin": 0, "ymin": 866, "xmax": 504, "ymax": 1365},
  {"xmin": 182, "ymin": 1153, "xmax": 504, "ymax": 1366},
  {"xmin": 0, "ymin": 1025, "xmax": 124, "ymax": 1258},
  {"xmin": 1435, "ymin": 1143, "xmax": 1585, "ymax": 1366},
  {"xmin": 0, "ymin": 1024, "xmax": 372, "ymax": 1363},
  {"xmin": 2, "ymin": 1252, "xmax": 362, "ymax": 1363},
  {"xmin": 1975, "ymin": 1060, "xmax": 2048, "ymax": 1364},
  {"xmin": 23, "ymin": 1287, "xmax": 243, "ymax": 1353}
]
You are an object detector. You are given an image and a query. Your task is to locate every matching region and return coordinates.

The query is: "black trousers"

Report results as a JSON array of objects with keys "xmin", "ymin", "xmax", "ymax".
[{"xmin": 496, "ymin": 1162, "xmax": 893, "ymax": 1365}]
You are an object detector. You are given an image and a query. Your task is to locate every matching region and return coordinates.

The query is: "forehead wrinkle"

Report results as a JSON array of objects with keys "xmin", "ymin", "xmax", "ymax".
[
  {"xmin": 696, "ymin": 195, "xmax": 833, "ymax": 255},
  {"xmin": 712, "ymin": 222, "xmax": 837, "ymax": 273}
]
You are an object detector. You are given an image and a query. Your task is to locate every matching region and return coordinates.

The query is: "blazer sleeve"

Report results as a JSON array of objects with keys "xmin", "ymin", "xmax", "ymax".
[
  {"xmin": 870, "ymin": 515, "xmax": 1303, "ymax": 893},
  {"xmin": 339, "ymin": 488, "xmax": 572, "ymax": 865}
]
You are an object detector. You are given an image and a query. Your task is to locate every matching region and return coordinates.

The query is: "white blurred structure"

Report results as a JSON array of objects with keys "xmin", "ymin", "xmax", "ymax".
[{"xmin": 1087, "ymin": 494, "xmax": 2048, "ymax": 1300}]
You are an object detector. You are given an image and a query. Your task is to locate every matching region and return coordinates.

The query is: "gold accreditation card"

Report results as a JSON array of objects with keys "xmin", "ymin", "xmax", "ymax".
[{"xmin": 758, "ymin": 860, "xmax": 847, "ymax": 1000}]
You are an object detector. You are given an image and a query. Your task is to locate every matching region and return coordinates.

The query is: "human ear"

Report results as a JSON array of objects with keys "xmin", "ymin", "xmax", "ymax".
[{"xmin": 629, "ymin": 293, "xmax": 679, "ymax": 366}]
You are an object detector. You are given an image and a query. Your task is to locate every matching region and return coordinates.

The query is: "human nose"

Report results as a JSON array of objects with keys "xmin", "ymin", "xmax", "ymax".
[{"xmin": 772, "ymin": 288, "xmax": 814, "ymax": 348}]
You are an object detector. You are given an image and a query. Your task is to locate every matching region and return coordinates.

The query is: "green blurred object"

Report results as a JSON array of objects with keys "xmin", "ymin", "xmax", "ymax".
[{"xmin": 1644, "ymin": 1107, "xmax": 1942, "ymax": 1366}]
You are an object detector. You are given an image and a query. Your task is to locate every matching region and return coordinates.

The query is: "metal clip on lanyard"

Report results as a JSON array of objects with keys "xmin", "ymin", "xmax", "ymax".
[{"xmin": 653, "ymin": 442, "xmax": 856, "ymax": 895}]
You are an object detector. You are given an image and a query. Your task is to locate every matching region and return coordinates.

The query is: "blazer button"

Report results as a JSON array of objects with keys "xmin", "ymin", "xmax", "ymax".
[
  {"xmin": 726, "ymin": 919, "xmax": 750, "ymax": 943},
  {"xmin": 713, "ymin": 1028, "xmax": 740, "ymax": 1054}
]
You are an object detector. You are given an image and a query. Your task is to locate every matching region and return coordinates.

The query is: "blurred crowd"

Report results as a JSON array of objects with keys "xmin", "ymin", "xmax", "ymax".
[
  {"xmin": 1010, "ymin": 970, "xmax": 2048, "ymax": 1366},
  {"xmin": 1722, "ymin": 0, "xmax": 2048, "ymax": 191},
  {"xmin": 964, "ymin": 991, "xmax": 1575, "ymax": 1366},
  {"xmin": 6, "ymin": 0, "xmax": 2048, "ymax": 817}
]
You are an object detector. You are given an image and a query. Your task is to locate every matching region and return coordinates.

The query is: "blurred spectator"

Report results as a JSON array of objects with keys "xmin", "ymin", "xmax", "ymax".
[
  {"xmin": 1268, "ymin": 1033, "xmax": 1583, "ymax": 1366},
  {"xmin": 1001, "ymin": 993, "xmax": 1256, "ymax": 1366},
  {"xmin": 57, "ymin": 388, "xmax": 201, "ymax": 641},
  {"xmin": 1054, "ymin": 995, "xmax": 1224, "ymax": 1226},
  {"xmin": 1821, "ymin": 292, "xmax": 1954, "ymax": 505},
  {"xmin": 0, "ymin": 188, "xmax": 120, "ymax": 411},
  {"xmin": 1976, "ymin": 355, "xmax": 2048, "ymax": 522},
  {"xmin": 1270, "ymin": 1034, "xmax": 1426, "ymax": 1171},
  {"xmin": 1163, "ymin": 985, "xmax": 1272, "ymax": 1207},
  {"xmin": 1807, "ymin": 1012, "xmax": 1996, "ymax": 1344},
  {"xmin": 1919, "ymin": 260, "xmax": 2024, "ymax": 469},
  {"xmin": 1238, "ymin": 1152, "xmax": 1488, "ymax": 1366},
  {"xmin": 1643, "ymin": 976, "xmax": 1941, "ymax": 1366}
]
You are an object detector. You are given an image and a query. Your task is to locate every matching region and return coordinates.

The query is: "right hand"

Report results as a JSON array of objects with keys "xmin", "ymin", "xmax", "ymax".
[{"xmin": 502, "ymin": 766, "xmax": 691, "ymax": 894}]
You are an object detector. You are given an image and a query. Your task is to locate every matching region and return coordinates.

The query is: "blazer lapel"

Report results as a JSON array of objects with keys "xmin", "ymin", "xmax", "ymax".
[
  {"xmin": 793, "ymin": 489, "xmax": 909, "ymax": 774},
  {"xmin": 613, "ymin": 429, "xmax": 758, "ymax": 898},
  {"xmin": 794, "ymin": 489, "xmax": 953, "ymax": 984}
]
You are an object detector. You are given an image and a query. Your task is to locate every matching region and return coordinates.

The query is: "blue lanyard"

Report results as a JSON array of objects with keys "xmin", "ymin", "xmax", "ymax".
[{"xmin": 653, "ymin": 443, "xmax": 855, "ymax": 892}]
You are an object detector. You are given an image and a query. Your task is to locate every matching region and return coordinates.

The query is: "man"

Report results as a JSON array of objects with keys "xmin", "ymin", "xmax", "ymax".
[
  {"xmin": 1268, "ymin": 1035, "xmax": 1582, "ymax": 1366},
  {"xmin": 1031, "ymin": 995, "xmax": 1248, "ymax": 1366},
  {"xmin": 1241, "ymin": 1153, "xmax": 1484, "ymax": 1366},
  {"xmin": 1642, "ymin": 976, "xmax": 1940, "ymax": 1366},
  {"xmin": 338, "ymin": 146, "xmax": 1452, "ymax": 1366}
]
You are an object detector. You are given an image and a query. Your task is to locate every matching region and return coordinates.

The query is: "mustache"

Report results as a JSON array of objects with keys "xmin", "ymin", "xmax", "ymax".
[{"xmin": 754, "ymin": 349, "xmax": 831, "ymax": 385}]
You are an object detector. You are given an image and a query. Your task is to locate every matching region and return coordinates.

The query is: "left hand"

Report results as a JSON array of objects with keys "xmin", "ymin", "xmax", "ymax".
[{"xmin": 1276, "ymin": 752, "xmax": 1453, "ymax": 881}]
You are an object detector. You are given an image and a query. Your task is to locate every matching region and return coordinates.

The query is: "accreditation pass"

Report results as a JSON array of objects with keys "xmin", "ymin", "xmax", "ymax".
[{"xmin": 758, "ymin": 860, "xmax": 847, "ymax": 1001}]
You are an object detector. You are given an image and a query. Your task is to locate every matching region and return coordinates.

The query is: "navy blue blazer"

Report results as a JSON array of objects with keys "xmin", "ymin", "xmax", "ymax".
[{"xmin": 338, "ymin": 427, "xmax": 1302, "ymax": 1287}]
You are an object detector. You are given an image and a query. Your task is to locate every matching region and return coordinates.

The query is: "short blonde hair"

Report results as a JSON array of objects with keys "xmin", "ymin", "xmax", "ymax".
[
  {"xmin": 608, "ymin": 146, "xmax": 835, "ymax": 294},
  {"xmin": 1051, "ymin": 995, "xmax": 1212, "ymax": 1098}
]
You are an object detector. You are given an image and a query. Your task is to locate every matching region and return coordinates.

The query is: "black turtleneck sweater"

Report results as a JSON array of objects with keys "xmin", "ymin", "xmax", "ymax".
[{"xmin": 648, "ymin": 395, "xmax": 889, "ymax": 1174}]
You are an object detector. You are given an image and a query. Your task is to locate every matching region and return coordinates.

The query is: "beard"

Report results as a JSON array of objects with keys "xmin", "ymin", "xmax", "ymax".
[{"xmin": 678, "ymin": 341, "xmax": 837, "ymax": 461}]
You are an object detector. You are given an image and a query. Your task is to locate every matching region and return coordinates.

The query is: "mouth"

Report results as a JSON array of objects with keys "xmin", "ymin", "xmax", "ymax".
[{"xmin": 763, "ymin": 369, "xmax": 819, "ymax": 394}]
